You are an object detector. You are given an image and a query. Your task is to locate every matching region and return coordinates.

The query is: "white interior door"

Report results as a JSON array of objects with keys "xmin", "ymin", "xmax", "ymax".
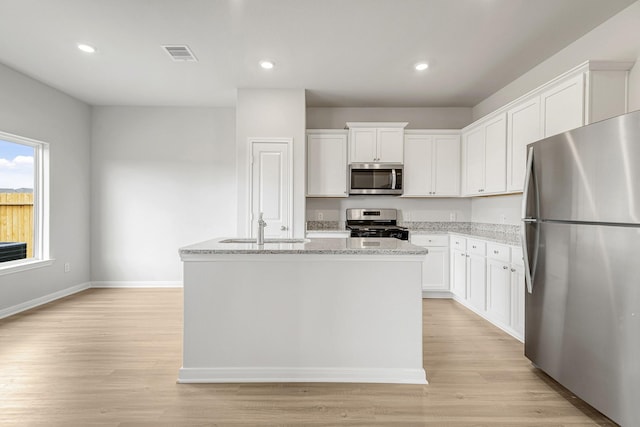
[{"xmin": 251, "ymin": 140, "xmax": 291, "ymax": 238}]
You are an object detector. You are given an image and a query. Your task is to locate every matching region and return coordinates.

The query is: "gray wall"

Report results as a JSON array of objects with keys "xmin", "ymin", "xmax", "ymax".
[
  {"xmin": 0, "ymin": 62, "xmax": 91, "ymax": 311},
  {"xmin": 236, "ymin": 89, "xmax": 306, "ymax": 238},
  {"xmin": 306, "ymin": 107, "xmax": 472, "ymax": 129},
  {"xmin": 90, "ymin": 107, "xmax": 236, "ymax": 283}
]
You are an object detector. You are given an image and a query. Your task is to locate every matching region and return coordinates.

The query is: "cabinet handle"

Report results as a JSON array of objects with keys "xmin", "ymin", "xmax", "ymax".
[
  {"xmin": 466, "ymin": 255, "xmax": 470, "ymax": 258},
  {"xmin": 511, "ymin": 268, "xmax": 516, "ymax": 272},
  {"xmin": 455, "ymin": 242, "xmax": 459, "ymax": 245},
  {"xmin": 479, "ymin": 189, "xmax": 484, "ymax": 192},
  {"xmin": 503, "ymin": 265, "xmax": 509, "ymax": 270},
  {"xmin": 461, "ymin": 253, "xmax": 465, "ymax": 257},
  {"xmin": 472, "ymin": 245, "xmax": 477, "ymax": 249},
  {"xmin": 493, "ymin": 250, "xmax": 499, "ymax": 254}
]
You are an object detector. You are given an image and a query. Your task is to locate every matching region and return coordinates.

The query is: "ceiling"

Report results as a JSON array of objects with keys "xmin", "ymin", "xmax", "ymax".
[{"xmin": 0, "ymin": 0, "xmax": 635, "ymax": 107}]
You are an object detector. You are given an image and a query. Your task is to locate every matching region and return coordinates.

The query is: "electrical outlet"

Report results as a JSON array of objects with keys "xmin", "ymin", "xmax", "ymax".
[
  {"xmin": 500, "ymin": 214, "xmax": 507, "ymax": 224},
  {"xmin": 64, "ymin": 262, "xmax": 71, "ymax": 273},
  {"xmin": 449, "ymin": 212, "xmax": 457, "ymax": 222},
  {"xmin": 317, "ymin": 212, "xmax": 324, "ymax": 221}
]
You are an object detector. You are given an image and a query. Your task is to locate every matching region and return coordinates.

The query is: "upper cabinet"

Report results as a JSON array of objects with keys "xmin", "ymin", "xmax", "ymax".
[
  {"xmin": 404, "ymin": 131, "xmax": 460, "ymax": 197},
  {"xmin": 506, "ymin": 96, "xmax": 541, "ymax": 192},
  {"xmin": 465, "ymin": 60, "xmax": 634, "ymax": 195},
  {"xmin": 346, "ymin": 122, "xmax": 407, "ymax": 163},
  {"xmin": 306, "ymin": 130, "xmax": 348, "ymax": 197},
  {"xmin": 462, "ymin": 113, "xmax": 507, "ymax": 196}
]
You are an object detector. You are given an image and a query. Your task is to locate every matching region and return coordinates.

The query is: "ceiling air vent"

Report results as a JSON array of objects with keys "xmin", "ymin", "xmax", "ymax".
[{"xmin": 162, "ymin": 45, "xmax": 198, "ymax": 62}]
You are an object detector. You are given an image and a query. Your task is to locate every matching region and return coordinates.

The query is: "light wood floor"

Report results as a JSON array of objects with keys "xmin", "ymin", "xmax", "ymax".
[{"xmin": 0, "ymin": 289, "xmax": 614, "ymax": 426}]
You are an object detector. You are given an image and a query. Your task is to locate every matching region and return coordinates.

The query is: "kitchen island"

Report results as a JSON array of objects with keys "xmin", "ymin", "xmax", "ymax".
[{"xmin": 178, "ymin": 237, "xmax": 427, "ymax": 384}]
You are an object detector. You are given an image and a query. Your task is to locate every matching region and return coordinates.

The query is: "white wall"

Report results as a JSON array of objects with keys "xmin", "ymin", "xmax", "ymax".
[
  {"xmin": 306, "ymin": 197, "xmax": 472, "ymax": 225},
  {"xmin": 470, "ymin": 194, "xmax": 522, "ymax": 225},
  {"xmin": 236, "ymin": 89, "xmax": 306, "ymax": 238},
  {"xmin": 0, "ymin": 63, "xmax": 91, "ymax": 311},
  {"xmin": 473, "ymin": 1, "xmax": 640, "ymax": 120},
  {"xmin": 91, "ymin": 107, "xmax": 236, "ymax": 283},
  {"xmin": 306, "ymin": 107, "xmax": 472, "ymax": 129}
]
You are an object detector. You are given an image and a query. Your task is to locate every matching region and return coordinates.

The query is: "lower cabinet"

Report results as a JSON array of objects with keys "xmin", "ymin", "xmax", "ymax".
[
  {"xmin": 448, "ymin": 235, "xmax": 524, "ymax": 342},
  {"xmin": 411, "ymin": 234, "xmax": 449, "ymax": 293}
]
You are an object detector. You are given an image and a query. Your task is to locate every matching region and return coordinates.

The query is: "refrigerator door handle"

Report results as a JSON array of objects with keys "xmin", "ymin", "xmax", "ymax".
[{"xmin": 521, "ymin": 146, "xmax": 536, "ymax": 293}]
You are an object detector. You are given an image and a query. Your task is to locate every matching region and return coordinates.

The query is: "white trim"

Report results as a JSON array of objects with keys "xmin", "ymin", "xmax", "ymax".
[
  {"xmin": 91, "ymin": 281, "xmax": 183, "ymax": 288},
  {"xmin": 305, "ymin": 129, "xmax": 349, "ymax": 135},
  {"xmin": 178, "ymin": 367, "xmax": 427, "ymax": 384},
  {"xmin": 180, "ymin": 253, "xmax": 426, "ymax": 262},
  {"xmin": 422, "ymin": 290, "xmax": 453, "ymax": 299},
  {"xmin": 0, "ymin": 281, "xmax": 91, "ymax": 320},
  {"xmin": 345, "ymin": 122, "xmax": 408, "ymax": 129},
  {"xmin": 0, "ymin": 258, "xmax": 54, "ymax": 276},
  {"xmin": 404, "ymin": 129, "xmax": 461, "ymax": 135}
]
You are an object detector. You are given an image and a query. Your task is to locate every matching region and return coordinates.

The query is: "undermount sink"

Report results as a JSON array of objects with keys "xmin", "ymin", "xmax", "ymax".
[{"xmin": 220, "ymin": 238, "xmax": 310, "ymax": 244}]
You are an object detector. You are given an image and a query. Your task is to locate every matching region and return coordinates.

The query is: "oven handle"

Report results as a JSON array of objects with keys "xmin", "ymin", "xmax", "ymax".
[{"xmin": 391, "ymin": 169, "xmax": 397, "ymax": 189}]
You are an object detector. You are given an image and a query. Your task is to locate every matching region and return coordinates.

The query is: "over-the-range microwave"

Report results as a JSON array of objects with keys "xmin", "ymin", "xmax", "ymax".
[{"xmin": 349, "ymin": 163, "xmax": 403, "ymax": 195}]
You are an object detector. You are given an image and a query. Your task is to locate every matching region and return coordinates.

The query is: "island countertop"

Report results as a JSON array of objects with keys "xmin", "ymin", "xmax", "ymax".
[{"xmin": 179, "ymin": 237, "xmax": 428, "ymax": 257}]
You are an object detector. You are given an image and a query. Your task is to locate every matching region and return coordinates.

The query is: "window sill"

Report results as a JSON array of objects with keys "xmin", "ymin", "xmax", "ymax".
[{"xmin": 0, "ymin": 259, "xmax": 55, "ymax": 276}]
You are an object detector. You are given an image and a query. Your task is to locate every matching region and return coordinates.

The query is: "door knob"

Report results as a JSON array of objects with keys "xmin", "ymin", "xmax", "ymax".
[{"xmin": 281, "ymin": 226, "xmax": 288, "ymax": 231}]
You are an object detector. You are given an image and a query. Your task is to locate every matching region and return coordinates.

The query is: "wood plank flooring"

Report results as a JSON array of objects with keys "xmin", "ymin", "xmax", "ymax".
[{"xmin": 0, "ymin": 289, "xmax": 615, "ymax": 426}]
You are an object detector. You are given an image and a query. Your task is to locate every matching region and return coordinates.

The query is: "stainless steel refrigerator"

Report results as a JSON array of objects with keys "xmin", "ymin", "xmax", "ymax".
[{"xmin": 522, "ymin": 110, "xmax": 640, "ymax": 426}]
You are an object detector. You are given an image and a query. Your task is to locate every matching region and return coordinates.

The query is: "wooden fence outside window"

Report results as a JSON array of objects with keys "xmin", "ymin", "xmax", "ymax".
[{"xmin": 0, "ymin": 193, "xmax": 34, "ymax": 258}]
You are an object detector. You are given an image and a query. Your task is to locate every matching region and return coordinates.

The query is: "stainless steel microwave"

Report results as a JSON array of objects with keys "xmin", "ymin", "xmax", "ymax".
[{"xmin": 349, "ymin": 163, "xmax": 403, "ymax": 195}]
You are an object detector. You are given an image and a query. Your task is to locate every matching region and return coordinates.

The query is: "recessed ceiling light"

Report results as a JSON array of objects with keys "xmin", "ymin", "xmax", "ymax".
[
  {"xmin": 415, "ymin": 62, "xmax": 429, "ymax": 71},
  {"xmin": 77, "ymin": 43, "xmax": 96, "ymax": 54},
  {"xmin": 259, "ymin": 60, "xmax": 275, "ymax": 70}
]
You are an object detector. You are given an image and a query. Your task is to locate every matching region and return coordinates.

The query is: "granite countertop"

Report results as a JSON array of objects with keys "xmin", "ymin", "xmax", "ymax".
[
  {"xmin": 306, "ymin": 221, "xmax": 522, "ymax": 246},
  {"xmin": 180, "ymin": 237, "xmax": 428, "ymax": 256}
]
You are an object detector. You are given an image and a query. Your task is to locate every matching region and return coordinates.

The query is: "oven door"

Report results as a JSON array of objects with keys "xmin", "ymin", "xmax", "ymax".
[{"xmin": 349, "ymin": 163, "xmax": 403, "ymax": 195}]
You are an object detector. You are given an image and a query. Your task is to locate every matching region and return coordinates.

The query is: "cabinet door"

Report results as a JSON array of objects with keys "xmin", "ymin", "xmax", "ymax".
[
  {"xmin": 510, "ymin": 264, "xmax": 525, "ymax": 337},
  {"xmin": 433, "ymin": 135, "xmax": 460, "ymax": 196},
  {"xmin": 349, "ymin": 128, "xmax": 377, "ymax": 163},
  {"xmin": 483, "ymin": 113, "xmax": 507, "ymax": 194},
  {"xmin": 467, "ymin": 253, "xmax": 486, "ymax": 312},
  {"xmin": 451, "ymin": 249, "xmax": 467, "ymax": 299},
  {"xmin": 403, "ymin": 134, "xmax": 432, "ymax": 196},
  {"xmin": 420, "ymin": 246, "xmax": 449, "ymax": 291},
  {"xmin": 487, "ymin": 259, "xmax": 511, "ymax": 326},
  {"xmin": 463, "ymin": 127, "xmax": 485, "ymax": 196},
  {"xmin": 377, "ymin": 128, "xmax": 404, "ymax": 163},
  {"xmin": 507, "ymin": 97, "xmax": 541, "ymax": 192},
  {"xmin": 306, "ymin": 134, "xmax": 347, "ymax": 197},
  {"xmin": 541, "ymin": 73, "xmax": 585, "ymax": 138}
]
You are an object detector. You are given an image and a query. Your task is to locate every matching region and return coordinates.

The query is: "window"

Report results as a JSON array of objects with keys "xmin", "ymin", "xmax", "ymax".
[{"xmin": 0, "ymin": 131, "xmax": 49, "ymax": 273}]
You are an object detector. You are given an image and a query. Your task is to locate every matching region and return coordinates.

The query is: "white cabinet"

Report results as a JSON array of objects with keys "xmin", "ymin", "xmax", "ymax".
[
  {"xmin": 306, "ymin": 131, "xmax": 348, "ymax": 197},
  {"xmin": 540, "ymin": 73, "xmax": 585, "ymax": 138},
  {"xmin": 506, "ymin": 96, "xmax": 541, "ymax": 192},
  {"xmin": 466, "ymin": 240, "xmax": 487, "ymax": 313},
  {"xmin": 462, "ymin": 113, "xmax": 507, "ymax": 196},
  {"xmin": 411, "ymin": 234, "xmax": 449, "ymax": 293},
  {"xmin": 403, "ymin": 131, "xmax": 460, "ymax": 197},
  {"xmin": 450, "ymin": 236, "xmax": 467, "ymax": 300},
  {"xmin": 464, "ymin": 60, "xmax": 632, "ymax": 197},
  {"xmin": 450, "ymin": 237, "xmax": 525, "ymax": 342},
  {"xmin": 346, "ymin": 122, "xmax": 407, "ymax": 163},
  {"xmin": 486, "ymin": 243, "xmax": 512, "ymax": 326}
]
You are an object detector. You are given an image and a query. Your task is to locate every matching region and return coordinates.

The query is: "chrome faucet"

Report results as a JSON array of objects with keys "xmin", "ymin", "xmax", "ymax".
[{"xmin": 257, "ymin": 212, "xmax": 267, "ymax": 245}]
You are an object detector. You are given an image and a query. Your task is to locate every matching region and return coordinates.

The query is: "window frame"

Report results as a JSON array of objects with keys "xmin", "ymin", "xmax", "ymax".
[{"xmin": 0, "ymin": 130, "xmax": 51, "ymax": 275}]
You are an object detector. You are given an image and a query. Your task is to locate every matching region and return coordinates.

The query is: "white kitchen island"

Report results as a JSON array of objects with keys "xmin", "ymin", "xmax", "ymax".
[{"xmin": 178, "ymin": 237, "xmax": 427, "ymax": 384}]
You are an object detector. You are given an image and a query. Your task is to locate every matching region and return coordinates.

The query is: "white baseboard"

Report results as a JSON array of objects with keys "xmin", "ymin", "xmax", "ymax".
[
  {"xmin": 422, "ymin": 290, "xmax": 453, "ymax": 299},
  {"xmin": 91, "ymin": 281, "xmax": 183, "ymax": 288},
  {"xmin": 0, "ymin": 282, "xmax": 92, "ymax": 320},
  {"xmin": 178, "ymin": 367, "xmax": 428, "ymax": 384}
]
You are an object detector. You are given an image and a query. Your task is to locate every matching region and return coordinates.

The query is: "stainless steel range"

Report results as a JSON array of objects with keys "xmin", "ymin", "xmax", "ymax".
[{"xmin": 345, "ymin": 208, "xmax": 409, "ymax": 240}]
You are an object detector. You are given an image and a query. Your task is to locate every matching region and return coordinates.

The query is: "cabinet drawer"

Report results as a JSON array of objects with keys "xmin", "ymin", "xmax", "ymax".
[
  {"xmin": 411, "ymin": 234, "xmax": 449, "ymax": 247},
  {"xmin": 306, "ymin": 231, "xmax": 350, "ymax": 239},
  {"xmin": 450, "ymin": 235, "xmax": 467, "ymax": 250},
  {"xmin": 511, "ymin": 246, "xmax": 524, "ymax": 266},
  {"xmin": 467, "ymin": 239, "xmax": 486, "ymax": 256},
  {"xmin": 487, "ymin": 242, "xmax": 510, "ymax": 262}
]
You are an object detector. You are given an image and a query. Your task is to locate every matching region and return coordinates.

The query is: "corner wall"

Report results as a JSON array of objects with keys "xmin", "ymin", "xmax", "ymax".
[
  {"xmin": 90, "ymin": 107, "xmax": 236, "ymax": 283},
  {"xmin": 0, "ymin": 62, "xmax": 91, "ymax": 312},
  {"xmin": 236, "ymin": 89, "xmax": 306, "ymax": 238}
]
